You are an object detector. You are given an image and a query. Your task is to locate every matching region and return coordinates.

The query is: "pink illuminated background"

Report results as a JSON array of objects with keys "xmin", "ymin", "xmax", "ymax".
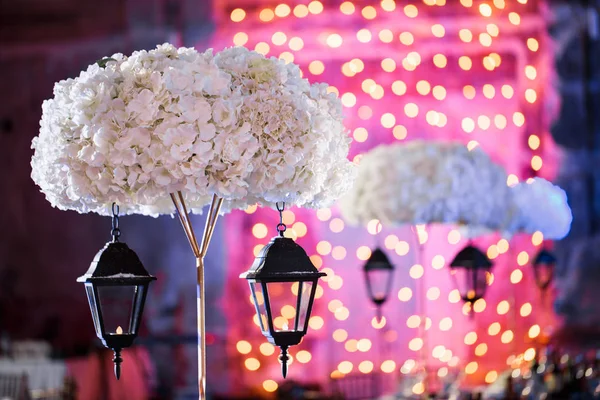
[{"xmin": 210, "ymin": 0, "xmax": 560, "ymax": 396}]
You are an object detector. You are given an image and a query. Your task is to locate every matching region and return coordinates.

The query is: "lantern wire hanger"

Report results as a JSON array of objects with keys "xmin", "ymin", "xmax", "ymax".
[
  {"xmin": 276, "ymin": 202, "xmax": 286, "ymax": 237},
  {"xmin": 111, "ymin": 203, "xmax": 121, "ymax": 242}
]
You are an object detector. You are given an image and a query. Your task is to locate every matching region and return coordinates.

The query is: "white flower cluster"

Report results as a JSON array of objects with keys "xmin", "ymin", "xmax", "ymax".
[
  {"xmin": 340, "ymin": 141, "xmax": 512, "ymax": 231},
  {"xmin": 507, "ymin": 178, "xmax": 572, "ymax": 240},
  {"xmin": 212, "ymin": 47, "xmax": 354, "ymax": 211},
  {"xmin": 31, "ymin": 44, "xmax": 354, "ymax": 216}
]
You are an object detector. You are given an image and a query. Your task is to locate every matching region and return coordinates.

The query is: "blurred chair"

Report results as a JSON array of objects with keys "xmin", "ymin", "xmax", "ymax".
[
  {"xmin": 0, "ymin": 372, "xmax": 30, "ymax": 400},
  {"xmin": 330, "ymin": 373, "xmax": 382, "ymax": 400},
  {"xmin": 11, "ymin": 342, "xmax": 51, "ymax": 361}
]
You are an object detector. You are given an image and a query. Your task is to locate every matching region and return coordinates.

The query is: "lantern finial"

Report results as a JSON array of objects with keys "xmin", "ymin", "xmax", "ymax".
[
  {"xmin": 113, "ymin": 349, "xmax": 122, "ymax": 380},
  {"xmin": 279, "ymin": 345, "xmax": 289, "ymax": 378}
]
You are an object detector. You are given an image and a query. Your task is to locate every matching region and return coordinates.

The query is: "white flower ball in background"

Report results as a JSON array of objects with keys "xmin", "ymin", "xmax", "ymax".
[
  {"xmin": 509, "ymin": 177, "xmax": 572, "ymax": 240},
  {"xmin": 340, "ymin": 141, "xmax": 512, "ymax": 232}
]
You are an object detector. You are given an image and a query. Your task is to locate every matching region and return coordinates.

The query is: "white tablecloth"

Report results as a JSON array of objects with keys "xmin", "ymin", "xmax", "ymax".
[{"xmin": 0, "ymin": 360, "xmax": 66, "ymax": 391}]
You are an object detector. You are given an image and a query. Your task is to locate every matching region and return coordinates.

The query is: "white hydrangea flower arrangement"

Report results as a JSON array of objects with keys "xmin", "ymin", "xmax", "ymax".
[
  {"xmin": 31, "ymin": 44, "xmax": 355, "ymax": 216},
  {"xmin": 340, "ymin": 141, "xmax": 512, "ymax": 231},
  {"xmin": 507, "ymin": 177, "xmax": 572, "ymax": 240}
]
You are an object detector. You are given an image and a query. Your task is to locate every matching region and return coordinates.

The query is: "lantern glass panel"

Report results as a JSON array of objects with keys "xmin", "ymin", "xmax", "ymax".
[
  {"xmin": 97, "ymin": 286, "xmax": 136, "ymax": 334},
  {"xmin": 366, "ymin": 269, "xmax": 392, "ymax": 303},
  {"xmin": 265, "ymin": 282, "xmax": 297, "ymax": 332},
  {"xmin": 296, "ymin": 281, "xmax": 314, "ymax": 332},
  {"xmin": 451, "ymin": 268, "xmax": 489, "ymax": 301},
  {"xmin": 250, "ymin": 282, "xmax": 269, "ymax": 333},
  {"xmin": 85, "ymin": 284, "xmax": 102, "ymax": 336}
]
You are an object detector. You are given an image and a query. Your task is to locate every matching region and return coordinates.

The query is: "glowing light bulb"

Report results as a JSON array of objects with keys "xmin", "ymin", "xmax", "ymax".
[
  {"xmin": 230, "ymin": 8, "xmax": 246, "ymax": 22},
  {"xmin": 526, "ymin": 89, "xmax": 538, "ymax": 103},
  {"xmin": 402, "ymin": 103, "xmax": 419, "ymax": 118},
  {"xmin": 510, "ymin": 269, "xmax": 523, "ymax": 284},
  {"xmin": 327, "ymin": 34, "xmax": 343, "ymax": 48},
  {"xmin": 289, "ymin": 37, "xmax": 304, "ymax": 51},
  {"xmin": 479, "ymin": 33, "xmax": 492, "ymax": 47},
  {"xmin": 275, "ymin": 4, "xmax": 291, "ymax": 17},
  {"xmin": 465, "ymin": 361, "xmax": 478, "ymax": 374},
  {"xmin": 259, "ymin": 8, "xmax": 275, "ymax": 22},
  {"xmin": 379, "ymin": 29, "xmax": 394, "ymax": 43},
  {"xmin": 462, "ymin": 118, "xmax": 475, "ymax": 133},
  {"xmin": 362, "ymin": 5, "xmax": 377, "ymax": 19},
  {"xmin": 432, "ymin": 86, "xmax": 446, "ymax": 100},
  {"xmin": 357, "ymin": 29, "xmax": 372, "ymax": 43},
  {"xmin": 509, "ymin": 12, "xmax": 521, "ymax": 25},
  {"xmin": 340, "ymin": 1, "xmax": 355, "ymax": 14},
  {"xmin": 393, "ymin": 125, "xmax": 408, "ymax": 140},
  {"xmin": 381, "ymin": 58, "xmax": 397, "ymax": 72},
  {"xmin": 416, "ymin": 80, "xmax": 431, "ymax": 95},
  {"xmin": 459, "ymin": 56, "xmax": 472, "ymax": 70},
  {"xmin": 309, "ymin": 60, "xmax": 325, "ymax": 75},
  {"xmin": 245, "ymin": 358, "xmax": 260, "ymax": 371},
  {"xmin": 293, "ymin": 4, "xmax": 309, "ymax": 17},
  {"xmin": 431, "ymin": 24, "xmax": 445, "ymax": 38},
  {"xmin": 513, "ymin": 112, "xmax": 525, "ymax": 127},
  {"xmin": 488, "ymin": 322, "xmax": 501, "ymax": 336},
  {"xmin": 459, "ymin": 29, "xmax": 473, "ymax": 42},
  {"xmin": 381, "ymin": 0, "xmax": 396, "ymax": 11},
  {"xmin": 531, "ymin": 155, "xmax": 543, "ymax": 171},
  {"xmin": 439, "ymin": 317, "xmax": 452, "ymax": 331},
  {"xmin": 398, "ymin": 287, "xmax": 413, "ymax": 302},
  {"xmin": 433, "ymin": 54, "xmax": 447, "ymax": 68},
  {"xmin": 404, "ymin": 4, "xmax": 418, "ymax": 17},
  {"xmin": 392, "ymin": 80, "xmax": 407, "ymax": 96},
  {"xmin": 485, "ymin": 371, "xmax": 498, "ymax": 384},
  {"xmin": 308, "ymin": 1, "xmax": 324, "ymax": 14},
  {"xmin": 233, "ymin": 32, "xmax": 249, "ymax": 46},
  {"xmin": 399, "ymin": 32, "xmax": 414, "ymax": 45},
  {"xmin": 475, "ymin": 343, "xmax": 488, "ymax": 356},
  {"xmin": 479, "ymin": 4, "xmax": 492, "ymax": 17},
  {"xmin": 527, "ymin": 38, "xmax": 540, "ymax": 52},
  {"xmin": 494, "ymin": 114, "xmax": 507, "ymax": 129},
  {"xmin": 520, "ymin": 302, "xmax": 532, "ymax": 317}
]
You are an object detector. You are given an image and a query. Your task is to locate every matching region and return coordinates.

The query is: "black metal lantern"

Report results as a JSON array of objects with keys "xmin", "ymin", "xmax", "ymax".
[
  {"xmin": 240, "ymin": 203, "xmax": 326, "ymax": 378},
  {"xmin": 77, "ymin": 204, "xmax": 156, "ymax": 379},
  {"xmin": 532, "ymin": 248, "xmax": 556, "ymax": 291},
  {"xmin": 363, "ymin": 247, "xmax": 394, "ymax": 321},
  {"xmin": 449, "ymin": 244, "xmax": 493, "ymax": 307}
]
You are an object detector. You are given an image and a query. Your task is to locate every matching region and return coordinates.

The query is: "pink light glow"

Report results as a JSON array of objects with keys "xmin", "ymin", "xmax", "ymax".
[{"xmin": 215, "ymin": 0, "xmax": 558, "ymax": 395}]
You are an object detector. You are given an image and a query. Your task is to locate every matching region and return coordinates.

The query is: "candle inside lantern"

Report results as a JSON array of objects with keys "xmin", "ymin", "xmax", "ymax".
[
  {"xmin": 282, "ymin": 322, "xmax": 289, "ymax": 331},
  {"xmin": 116, "ymin": 326, "xmax": 123, "ymax": 335}
]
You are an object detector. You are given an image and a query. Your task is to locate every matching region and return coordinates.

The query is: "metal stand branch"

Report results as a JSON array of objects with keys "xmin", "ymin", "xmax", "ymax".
[{"xmin": 171, "ymin": 192, "xmax": 223, "ymax": 400}]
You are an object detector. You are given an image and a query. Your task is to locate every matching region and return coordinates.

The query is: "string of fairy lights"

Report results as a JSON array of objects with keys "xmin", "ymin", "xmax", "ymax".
[{"xmin": 215, "ymin": 0, "xmax": 554, "ymax": 395}]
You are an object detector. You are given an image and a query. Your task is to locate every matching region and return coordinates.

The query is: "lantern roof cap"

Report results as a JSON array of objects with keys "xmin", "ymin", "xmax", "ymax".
[
  {"xmin": 364, "ymin": 247, "xmax": 394, "ymax": 271},
  {"xmin": 77, "ymin": 241, "xmax": 156, "ymax": 284},
  {"xmin": 240, "ymin": 236, "xmax": 326, "ymax": 281},
  {"xmin": 450, "ymin": 244, "xmax": 493, "ymax": 269},
  {"xmin": 533, "ymin": 248, "xmax": 557, "ymax": 265}
]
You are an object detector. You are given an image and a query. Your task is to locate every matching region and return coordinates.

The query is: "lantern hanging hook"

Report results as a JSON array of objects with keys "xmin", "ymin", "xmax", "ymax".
[
  {"xmin": 276, "ymin": 202, "xmax": 286, "ymax": 237},
  {"xmin": 111, "ymin": 202, "xmax": 121, "ymax": 242}
]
